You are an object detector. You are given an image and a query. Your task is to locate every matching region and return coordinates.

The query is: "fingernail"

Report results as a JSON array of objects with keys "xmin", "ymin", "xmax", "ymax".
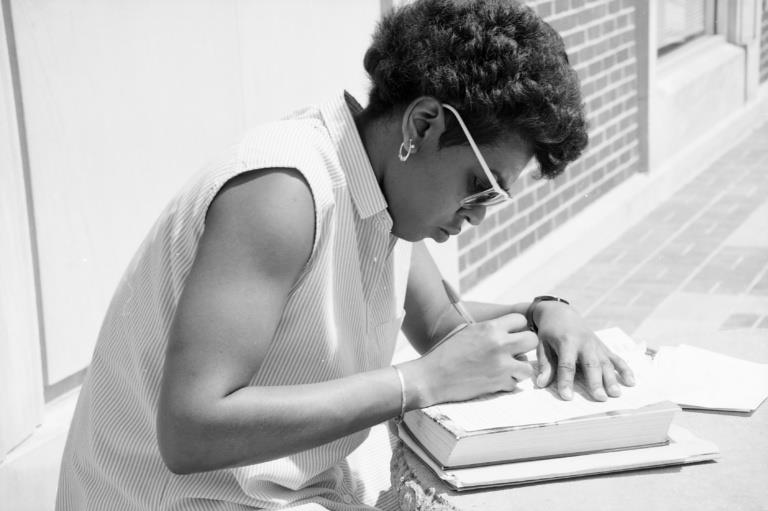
[
  {"xmin": 626, "ymin": 375, "xmax": 636, "ymax": 386},
  {"xmin": 609, "ymin": 384, "xmax": 621, "ymax": 396},
  {"xmin": 595, "ymin": 389, "xmax": 607, "ymax": 401},
  {"xmin": 536, "ymin": 375, "xmax": 545, "ymax": 388},
  {"xmin": 562, "ymin": 388, "xmax": 573, "ymax": 400}
]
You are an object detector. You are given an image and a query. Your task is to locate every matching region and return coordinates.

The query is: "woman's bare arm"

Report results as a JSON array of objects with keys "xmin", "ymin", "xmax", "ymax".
[
  {"xmin": 156, "ymin": 168, "xmax": 537, "ymax": 474},
  {"xmin": 156, "ymin": 168, "xmax": 406, "ymax": 474}
]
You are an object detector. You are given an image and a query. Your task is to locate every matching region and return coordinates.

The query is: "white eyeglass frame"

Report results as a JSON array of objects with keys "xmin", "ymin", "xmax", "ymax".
[{"xmin": 442, "ymin": 103, "xmax": 511, "ymax": 208}]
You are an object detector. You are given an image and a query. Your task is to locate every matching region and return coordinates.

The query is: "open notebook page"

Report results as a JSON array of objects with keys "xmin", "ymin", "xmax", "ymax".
[{"xmin": 424, "ymin": 328, "xmax": 668, "ymax": 430}]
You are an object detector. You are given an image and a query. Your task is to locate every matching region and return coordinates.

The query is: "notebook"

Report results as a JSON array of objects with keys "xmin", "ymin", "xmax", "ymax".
[{"xmin": 398, "ymin": 423, "xmax": 720, "ymax": 491}]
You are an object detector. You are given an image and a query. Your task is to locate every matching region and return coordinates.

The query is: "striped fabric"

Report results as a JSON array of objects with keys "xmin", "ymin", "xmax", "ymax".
[{"xmin": 55, "ymin": 92, "xmax": 412, "ymax": 511}]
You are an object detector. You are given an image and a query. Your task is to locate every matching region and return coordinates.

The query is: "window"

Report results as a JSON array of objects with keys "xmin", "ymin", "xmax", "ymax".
[{"xmin": 657, "ymin": 0, "xmax": 712, "ymax": 54}]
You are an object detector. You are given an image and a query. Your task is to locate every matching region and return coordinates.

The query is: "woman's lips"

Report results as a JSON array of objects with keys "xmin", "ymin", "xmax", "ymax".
[{"xmin": 443, "ymin": 227, "xmax": 461, "ymax": 236}]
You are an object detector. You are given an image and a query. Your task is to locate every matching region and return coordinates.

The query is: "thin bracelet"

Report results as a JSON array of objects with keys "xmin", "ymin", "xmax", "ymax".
[{"xmin": 392, "ymin": 365, "xmax": 407, "ymax": 424}]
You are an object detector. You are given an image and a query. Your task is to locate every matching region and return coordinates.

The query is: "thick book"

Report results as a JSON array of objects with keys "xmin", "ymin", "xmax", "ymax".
[
  {"xmin": 400, "ymin": 328, "xmax": 679, "ymax": 469},
  {"xmin": 402, "ymin": 400, "xmax": 680, "ymax": 469},
  {"xmin": 398, "ymin": 423, "xmax": 720, "ymax": 491}
]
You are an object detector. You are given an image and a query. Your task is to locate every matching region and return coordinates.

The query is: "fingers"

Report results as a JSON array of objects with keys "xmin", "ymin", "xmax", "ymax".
[
  {"xmin": 609, "ymin": 352, "xmax": 636, "ymax": 387},
  {"xmin": 490, "ymin": 312, "xmax": 529, "ymax": 333},
  {"xmin": 535, "ymin": 342, "xmax": 553, "ymax": 388},
  {"xmin": 602, "ymin": 360, "xmax": 622, "ymax": 398},
  {"xmin": 581, "ymin": 357, "xmax": 609, "ymax": 401},
  {"xmin": 505, "ymin": 329, "xmax": 538, "ymax": 355},
  {"xmin": 510, "ymin": 358, "xmax": 535, "ymax": 382},
  {"xmin": 556, "ymin": 347, "xmax": 577, "ymax": 401}
]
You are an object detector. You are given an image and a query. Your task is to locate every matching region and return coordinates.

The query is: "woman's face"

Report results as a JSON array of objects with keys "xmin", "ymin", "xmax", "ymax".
[{"xmin": 383, "ymin": 131, "xmax": 533, "ymax": 243}]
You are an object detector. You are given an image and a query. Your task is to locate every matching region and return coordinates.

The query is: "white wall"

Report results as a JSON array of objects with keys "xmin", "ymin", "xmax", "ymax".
[
  {"xmin": 0, "ymin": 0, "xmax": 43, "ymax": 460},
  {"xmin": 2, "ymin": 1, "xmax": 382, "ymax": 508},
  {"xmin": 9, "ymin": 0, "xmax": 380, "ymax": 386}
]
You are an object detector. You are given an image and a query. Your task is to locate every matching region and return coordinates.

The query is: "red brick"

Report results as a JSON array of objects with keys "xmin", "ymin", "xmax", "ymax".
[
  {"xmin": 490, "ymin": 228, "xmax": 510, "ymax": 250},
  {"xmin": 519, "ymin": 231, "xmax": 537, "ymax": 253},
  {"xmin": 567, "ymin": 30, "xmax": 586, "ymax": 48},
  {"xmin": 479, "ymin": 256, "xmax": 501, "ymax": 279},
  {"xmin": 536, "ymin": 182, "xmax": 553, "ymax": 201},
  {"xmin": 544, "ymin": 194, "xmax": 562, "ymax": 214},
  {"xmin": 468, "ymin": 240, "xmax": 489, "ymax": 265},
  {"xmin": 596, "ymin": 38, "xmax": 610, "ymax": 55},
  {"xmin": 587, "ymin": 60, "xmax": 603, "ymax": 76},
  {"xmin": 590, "ymin": 94, "xmax": 605, "ymax": 111},
  {"xmin": 517, "ymin": 191, "xmax": 535, "ymax": 212},
  {"xmin": 537, "ymin": 218, "xmax": 555, "ymax": 239},
  {"xmin": 499, "ymin": 244, "xmax": 519, "ymax": 265},
  {"xmin": 505, "ymin": 217, "xmax": 528, "ymax": 240},
  {"xmin": 538, "ymin": 2, "xmax": 554, "ymax": 19},
  {"xmin": 457, "ymin": 228, "xmax": 475, "ymax": 249},
  {"xmin": 579, "ymin": 8, "xmax": 594, "ymax": 25},
  {"xmin": 527, "ymin": 204, "xmax": 546, "ymax": 224},
  {"xmin": 596, "ymin": 73, "xmax": 608, "ymax": 90},
  {"xmin": 459, "ymin": 253, "xmax": 468, "ymax": 270},
  {"xmin": 460, "ymin": 272, "xmax": 479, "ymax": 291},
  {"xmin": 554, "ymin": 208, "xmax": 570, "ymax": 227},
  {"xmin": 496, "ymin": 202, "xmax": 518, "ymax": 224}
]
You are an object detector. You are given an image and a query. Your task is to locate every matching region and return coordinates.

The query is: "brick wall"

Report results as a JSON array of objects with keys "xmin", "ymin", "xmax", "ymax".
[
  {"xmin": 458, "ymin": 0, "xmax": 640, "ymax": 291},
  {"xmin": 761, "ymin": 3, "xmax": 768, "ymax": 83}
]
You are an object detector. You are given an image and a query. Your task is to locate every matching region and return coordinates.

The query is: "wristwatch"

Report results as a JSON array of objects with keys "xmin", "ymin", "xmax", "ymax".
[{"xmin": 525, "ymin": 295, "xmax": 570, "ymax": 333}]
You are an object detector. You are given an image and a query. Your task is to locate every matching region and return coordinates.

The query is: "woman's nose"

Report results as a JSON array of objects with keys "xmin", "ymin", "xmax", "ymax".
[{"xmin": 462, "ymin": 205, "xmax": 487, "ymax": 226}]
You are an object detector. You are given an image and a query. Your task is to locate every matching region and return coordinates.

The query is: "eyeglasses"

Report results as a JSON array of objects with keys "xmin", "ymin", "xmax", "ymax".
[{"xmin": 442, "ymin": 103, "xmax": 511, "ymax": 208}]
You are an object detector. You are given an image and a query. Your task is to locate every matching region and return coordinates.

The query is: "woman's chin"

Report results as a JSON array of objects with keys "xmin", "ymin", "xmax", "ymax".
[{"xmin": 432, "ymin": 228, "xmax": 450, "ymax": 243}]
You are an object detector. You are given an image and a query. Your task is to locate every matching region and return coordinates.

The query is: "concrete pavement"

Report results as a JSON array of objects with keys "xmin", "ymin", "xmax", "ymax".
[{"xmin": 544, "ymin": 120, "xmax": 768, "ymax": 344}]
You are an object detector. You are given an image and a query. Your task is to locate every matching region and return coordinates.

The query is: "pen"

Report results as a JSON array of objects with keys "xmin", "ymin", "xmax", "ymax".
[
  {"xmin": 441, "ymin": 279, "xmax": 529, "ymax": 366},
  {"xmin": 422, "ymin": 280, "xmax": 473, "ymax": 354},
  {"xmin": 442, "ymin": 279, "xmax": 475, "ymax": 325}
]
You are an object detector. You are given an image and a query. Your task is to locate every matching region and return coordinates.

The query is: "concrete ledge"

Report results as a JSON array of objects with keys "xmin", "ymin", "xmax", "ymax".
[
  {"xmin": 652, "ymin": 36, "xmax": 747, "ymax": 169},
  {"xmin": 0, "ymin": 390, "xmax": 77, "ymax": 511},
  {"xmin": 467, "ymin": 81, "xmax": 768, "ymax": 304}
]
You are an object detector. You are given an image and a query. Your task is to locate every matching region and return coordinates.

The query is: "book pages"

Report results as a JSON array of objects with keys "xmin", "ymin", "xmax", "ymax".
[{"xmin": 423, "ymin": 328, "xmax": 667, "ymax": 431}]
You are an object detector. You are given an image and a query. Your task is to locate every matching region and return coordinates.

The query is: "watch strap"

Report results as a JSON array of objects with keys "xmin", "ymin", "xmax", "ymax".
[{"xmin": 525, "ymin": 295, "xmax": 570, "ymax": 333}]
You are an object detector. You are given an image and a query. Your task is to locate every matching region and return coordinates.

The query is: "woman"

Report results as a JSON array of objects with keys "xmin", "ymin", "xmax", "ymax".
[{"xmin": 56, "ymin": 1, "xmax": 634, "ymax": 509}]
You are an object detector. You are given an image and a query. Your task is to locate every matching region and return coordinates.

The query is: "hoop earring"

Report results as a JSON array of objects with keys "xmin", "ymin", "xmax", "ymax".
[{"xmin": 398, "ymin": 139, "xmax": 415, "ymax": 162}]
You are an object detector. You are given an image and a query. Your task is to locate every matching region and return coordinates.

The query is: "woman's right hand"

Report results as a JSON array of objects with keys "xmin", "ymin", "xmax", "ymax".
[{"xmin": 400, "ymin": 312, "xmax": 537, "ymax": 408}]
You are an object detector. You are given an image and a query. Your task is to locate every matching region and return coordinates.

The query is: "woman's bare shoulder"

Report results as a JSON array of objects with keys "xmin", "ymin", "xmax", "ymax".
[{"xmin": 202, "ymin": 167, "xmax": 315, "ymax": 279}]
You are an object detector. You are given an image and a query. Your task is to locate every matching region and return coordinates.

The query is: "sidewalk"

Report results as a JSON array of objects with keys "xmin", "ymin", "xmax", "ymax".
[{"xmin": 524, "ymin": 119, "xmax": 768, "ymax": 344}]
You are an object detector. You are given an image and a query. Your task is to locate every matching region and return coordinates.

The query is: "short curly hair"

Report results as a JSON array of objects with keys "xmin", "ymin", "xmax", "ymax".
[{"xmin": 363, "ymin": 0, "xmax": 588, "ymax": 178}]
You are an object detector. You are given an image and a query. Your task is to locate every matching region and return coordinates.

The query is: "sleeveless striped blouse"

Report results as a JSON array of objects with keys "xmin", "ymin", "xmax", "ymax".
[{"xmin": 55, "ymin": 91, "xmax": 412, "ymax": 511}]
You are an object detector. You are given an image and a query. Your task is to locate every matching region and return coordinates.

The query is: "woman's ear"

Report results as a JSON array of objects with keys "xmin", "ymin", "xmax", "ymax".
[{"xmin": 401, "ymin": 96, "xmax": 447, "ymax": 153}]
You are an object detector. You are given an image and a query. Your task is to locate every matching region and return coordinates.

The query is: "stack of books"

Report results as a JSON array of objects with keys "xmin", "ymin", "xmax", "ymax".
[
  {"xmin": 398, "ymin": 328, "xmax": 724, "ymax": 490},
  {"xmin": 402, "ymin": 400, "xmax": 680, "ymax": 469}
]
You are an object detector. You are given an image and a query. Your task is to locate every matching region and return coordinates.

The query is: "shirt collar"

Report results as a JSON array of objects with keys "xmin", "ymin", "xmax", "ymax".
[{"xmin": 319, "ymin": 91, "xmax": 391, "ymax": 224}]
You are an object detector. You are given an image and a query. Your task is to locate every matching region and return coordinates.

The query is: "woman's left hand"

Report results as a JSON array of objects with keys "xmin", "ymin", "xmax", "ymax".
[{"xmin": 533, "ymin": 301, "xmax": 635, "ymax": 401}]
